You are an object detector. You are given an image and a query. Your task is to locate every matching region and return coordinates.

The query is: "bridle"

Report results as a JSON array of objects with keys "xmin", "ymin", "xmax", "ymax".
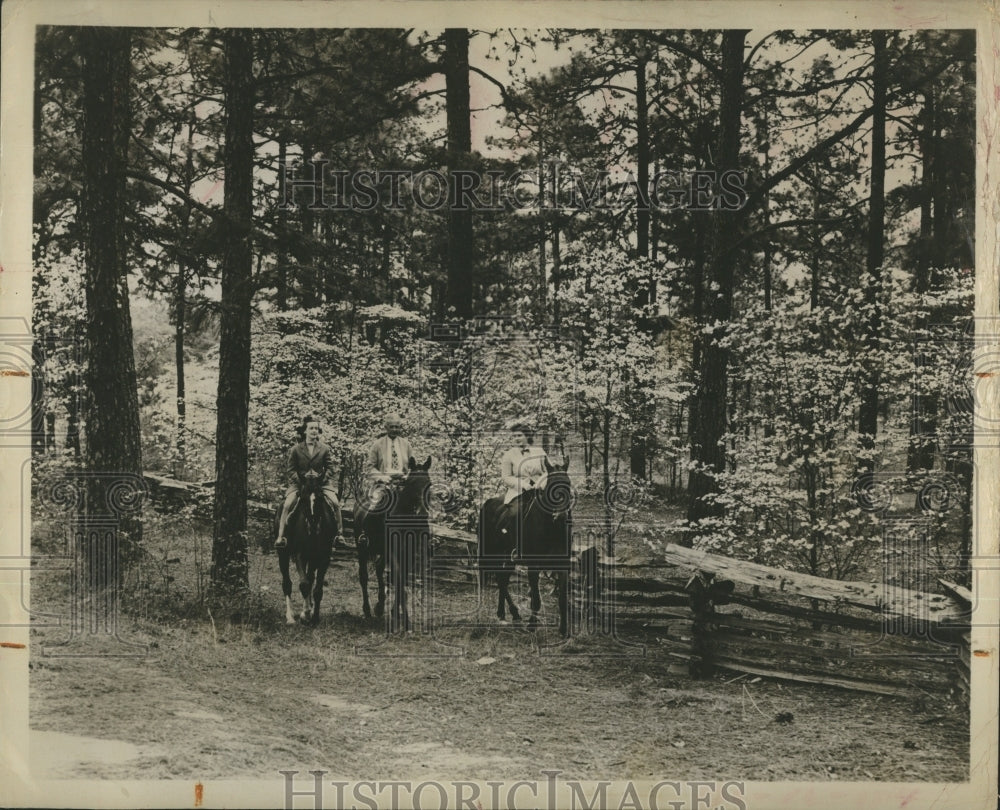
[
  {"xmin": 524, "ymin": 471, "xmax": 573, "ymax": 525},
  {"xmin": 397, "ymin": 470, "xmax": 431, "ymax": 517},
  {"xmin": 369, "ymin": 469, "xmax": 431, "ymax": 517}
]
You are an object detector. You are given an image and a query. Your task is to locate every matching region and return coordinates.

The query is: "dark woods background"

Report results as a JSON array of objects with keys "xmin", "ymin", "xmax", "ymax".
[{"xmin": 31, "ymin": 27, "xmax": 975, "ymax": 597}]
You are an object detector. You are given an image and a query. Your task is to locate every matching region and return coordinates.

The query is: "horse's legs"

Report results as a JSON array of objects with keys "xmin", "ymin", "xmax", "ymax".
[
  {"xmin": 311, "ymin": 558, "xmax": 328, "ymax": 625},
  {"xmin": 279, "ymin": 551, "xmax": 295, "ymax": 625},
  {"xmin": 374, "ymin": 556, "xmax": 386, "ymax": 619},
  {"xmin": 496, "ymin": 569, "xmax": 521, "ymax": 624},
  {"xmin": 301, "ymin": 569, "xmax": 316, "ymax": 622},
  {"xmin": 397, "ymin": 571, "xmax": 410, "ymax": 632},
  {"xmin": 294, "ymin": 556, "xmax": 311, "ymax": 622},
  {"xmin": 503, "ymin": 569, "xmax": 521, "ymax": 623},
  {"xmin": 494, "ymin": 571, "xmax": 506, "ymax": 621},
  {"xmin": 556, "ymin": 570, "xmax": 569, "ymax": 637},
  {"xmin": 390, "ymin": 550, "xmax": 409, "ymax": 633},
  {"xmin": 387, "ymin": 562, "xmax": 399, "ymax": 632},
  {"xmin": 358, "ymin": 541, "xmax": 372, "ymax": 619},
  {"xmin": 527, "ymin": 568, "xmax": 542, "ymax": 630}
]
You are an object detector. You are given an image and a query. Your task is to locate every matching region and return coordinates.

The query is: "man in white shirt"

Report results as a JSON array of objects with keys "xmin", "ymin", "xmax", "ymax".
[{"xmin": 366, "ymin": 414, "xmax": 414, "ymax": 483}]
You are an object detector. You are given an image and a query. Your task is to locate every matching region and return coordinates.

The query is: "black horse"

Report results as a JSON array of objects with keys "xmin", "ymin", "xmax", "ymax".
[
  {"xmin": 478, "ymin": 456, "xmax": 574, "ymax": 636},
  {"xmin": 354, "ymin": 457, "xmax": 433, "ymax": 631},
  {"xmin": 274, "ymin": 472, "xmax": 336, "ymax": 625}
]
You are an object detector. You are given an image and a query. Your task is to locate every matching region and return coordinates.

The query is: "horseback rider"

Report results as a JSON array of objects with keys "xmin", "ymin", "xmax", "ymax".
[
  {"xmin": 275, "ymin": 414, "xmax": 345, "ymax": 549},
  {"xmin": 495, "ymin": 421, "xmax": 549, "ymax": 538},
  {"xmin": 367, "ymin": 413, "xmax": 413, "ymax": 482}
]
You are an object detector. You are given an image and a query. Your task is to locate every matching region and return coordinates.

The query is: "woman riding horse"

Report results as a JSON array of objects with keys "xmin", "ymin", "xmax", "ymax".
[
  {"xmin": 273, "ymin": 415, "xmax": 345, "ymax": 624},
  {"xmin": 276, "ymin": 470, "xmax": 338, "ymax": 624},
  {"xmin": 480, "ymin": 424, "xmax": 575, "ymax": 636},
  {"xmin": 493, "ymin": 422, "xmax": 548, "ymax": 540},
  {"xmin": 276, "ymin": 415, "xmax": 345, "ymax": 548}
]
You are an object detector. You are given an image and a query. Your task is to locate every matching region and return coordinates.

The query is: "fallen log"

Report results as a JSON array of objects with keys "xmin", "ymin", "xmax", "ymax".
[{"xmin": 659, "ymin": 543, "xmax": 965, "ymax": 626}]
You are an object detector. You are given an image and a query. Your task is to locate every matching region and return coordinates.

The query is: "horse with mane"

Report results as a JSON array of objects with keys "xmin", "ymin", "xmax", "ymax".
[
  {"xmin": 478, "ymin": 456, "xmax": 574, "ymax": 636},
  {"xmin": 354, "ymin": 457, "xmax": 433, "ymax": 631},
  {"xmin": 274, "ymin": 472, "xmax": 336, "ymax": 625}
]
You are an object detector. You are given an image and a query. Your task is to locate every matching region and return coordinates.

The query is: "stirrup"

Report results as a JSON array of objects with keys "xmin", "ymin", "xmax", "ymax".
[{"xmin": 275, "ymin": 536, "xmax": 288, "ymax": 549}]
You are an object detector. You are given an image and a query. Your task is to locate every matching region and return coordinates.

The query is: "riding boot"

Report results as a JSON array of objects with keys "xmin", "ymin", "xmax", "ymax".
[
  {"xmin": 497, "ymin": 506, "xmax": 510, "ymax": 536},
  {"xmin": 328, "ymin": 499, "xmax": 346, "ymax": 548},
  {"xmin": 276, "ymin": 498, "xmax": 296, "ymax": 548},
  {"xmin": 498, "ymin": 500, "xmax": 518, "ymax": 535},
  {"xmin": 493, "ymin": 506, "xmax": 512, "ymax": 563}
]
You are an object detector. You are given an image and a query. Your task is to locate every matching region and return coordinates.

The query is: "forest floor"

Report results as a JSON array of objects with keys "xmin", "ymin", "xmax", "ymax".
[{"xmin": 27, "ymin": 511, "xmax": 968, "ymax": 785}]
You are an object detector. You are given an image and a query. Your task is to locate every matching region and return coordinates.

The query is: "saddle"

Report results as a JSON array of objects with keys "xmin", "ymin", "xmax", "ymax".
[
  {"xmin": 289, "ymin": 490, "xmax": 315, "ymax": 518},
  {"xmin": 495, "ymin": 490, "xmax": 536, "ymax": 543},
  {"xmin": 363, "ymin": 476, "xmax": 404, "ymax": 512}
]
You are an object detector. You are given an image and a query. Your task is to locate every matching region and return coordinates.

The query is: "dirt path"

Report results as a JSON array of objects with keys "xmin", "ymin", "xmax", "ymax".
[{"xmin": 28, "ymin": 561, "xmax": 968, "ymax": 783}]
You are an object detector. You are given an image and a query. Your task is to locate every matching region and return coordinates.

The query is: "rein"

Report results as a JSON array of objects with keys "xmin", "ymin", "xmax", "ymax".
[
  {"xmin": 371, "ymin": 472, "xmax": 430, "ymax": 517},
  {"xmin": 524, "ymin": 478, "xmax": 571, "ymax": 524}
]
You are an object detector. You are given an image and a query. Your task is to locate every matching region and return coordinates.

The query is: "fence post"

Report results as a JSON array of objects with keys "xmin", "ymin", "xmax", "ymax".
[{"xmin": 685, "ymin": 571, "xmax": 734, "ymax": 678}]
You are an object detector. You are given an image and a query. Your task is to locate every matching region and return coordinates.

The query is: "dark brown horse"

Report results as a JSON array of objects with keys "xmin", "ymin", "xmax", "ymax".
[
  {"xmin": 478, "ymin": 457, "xmax": 574, "ymax": 636},
  {"xmin": 355, "ymin": 457, "xmax": 433, "ymax": 631},
  {"xmin": 274, "ymin": 473, "xmax": 336, "ymax": 625}
]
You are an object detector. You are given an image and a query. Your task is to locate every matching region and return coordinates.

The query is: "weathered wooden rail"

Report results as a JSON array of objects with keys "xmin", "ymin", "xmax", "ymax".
[
  {"xmin": 144, "ymin": 472, "xmax": 969, "ymax": 699},
  {"xmin": 608, "ymin": 544, "xmax": 968, "ymax": 699},
  {"xmin": 937, "ymin": 578, "xmax": 972, "ymax": 701}
]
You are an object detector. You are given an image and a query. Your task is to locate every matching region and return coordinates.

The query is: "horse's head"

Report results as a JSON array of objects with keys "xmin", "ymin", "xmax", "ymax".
[
  {"xmin": 537, "ymin": 455, "xmax": 574, "ymax": 521},
  {"xmin": 298, "ymin": 473, "xmax": 329, "ymax": 523},
  {"xmin": 396, "ymin": 456, "xmax": 433, "ymax": 516},
  {"xmin": 299, "ymin": 472, "xmax": 324, "ymax": 497}
]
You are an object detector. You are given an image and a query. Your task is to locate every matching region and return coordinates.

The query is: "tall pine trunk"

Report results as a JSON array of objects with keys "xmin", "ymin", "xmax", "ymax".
[
  {"xmin": 211, "ymin": 29, "xmax": 254, "ymax": 596},
  {"xmin": 858, "ymin": 31, "xmax": 887, "ymax": 473},
  {"xmin": 537, "ymin": 138, "xmax": 547, "ymax": 322},
  {"xmin": 630, "ymin": 51, "xmax": 651, "ymax": 478},
  {"xmin": 635, "ymin": 55, "xmax": 650, "ymax": 261},
  {"xmin": 276, "ymin": 138, "xmax": 289, "ymax": 310},
  {"xmin": 80, "ymin": 25, "xmax": 143, "ymax": 573},
  {"xmin": 685, "ymin": 30, "xmax": 747, "ymax": 540},
  {"xmin": 299, "ymin": 139, "xmax": 319, "ymax": 309},
  {"xmin": 551, "ymin": 219, "xmax": 562, "ymax": 325},
  {"xmin": 908, "ymin": 90, "xmax": 936, "ymax": 472},
  {"xmin": 444, "ymin": 28, "xmax": 474, "ymax": 319},
  {"xmin": 175, "ymin": 261, "xmax": 187, "ymax": 477},
  {"xmin": 32, "ymin": 55, "xmax": 48, "ymax": 455},
  {"xmin": 31, "ymin": 336, "xmax": 46, "ymax": 454},
  {"xmin": 174, "ymin": 109, "xmax": 196, "ymax": 478}
]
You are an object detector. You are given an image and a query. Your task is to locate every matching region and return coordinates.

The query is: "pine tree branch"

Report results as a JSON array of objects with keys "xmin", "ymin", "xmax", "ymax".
[
  {"xmin": 644, "ymin": 33, "xmax": 724, "ymax": 81},
  {"xmin": 731, "ymin": 215, "xmax": 853, "ymax": 251},
  {"xmin": 745, "ymin": 51, "xmax": 961, "ymax": 212},
  {"xmin": 468, "ymin": 64, "xmax": 519, "ymax": 111}
]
